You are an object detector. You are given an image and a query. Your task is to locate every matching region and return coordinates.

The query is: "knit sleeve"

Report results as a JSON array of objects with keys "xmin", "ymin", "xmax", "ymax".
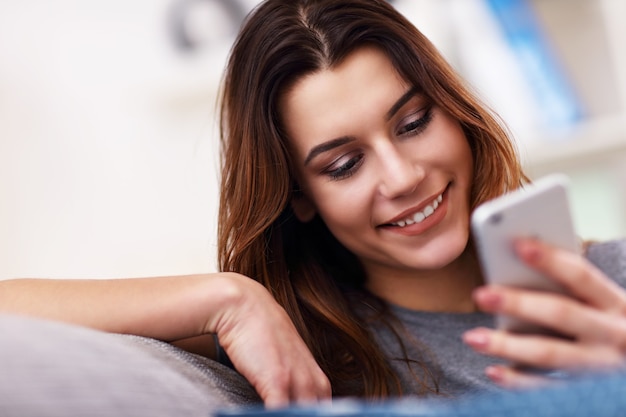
[{"xmin": 585, "ymin": 239, "xmax": 626, "ymax": 289}]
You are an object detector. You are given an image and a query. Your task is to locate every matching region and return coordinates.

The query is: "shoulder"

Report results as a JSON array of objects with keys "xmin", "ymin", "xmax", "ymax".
[{"xmin": 585, "ymin": 239, "xmax": 626, "ymax": 288}]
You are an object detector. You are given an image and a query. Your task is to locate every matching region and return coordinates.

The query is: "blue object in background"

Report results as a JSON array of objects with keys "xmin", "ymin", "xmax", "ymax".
[{"xmin": 484, "ymin": 0, "xmax": 584, "ymax": 132}]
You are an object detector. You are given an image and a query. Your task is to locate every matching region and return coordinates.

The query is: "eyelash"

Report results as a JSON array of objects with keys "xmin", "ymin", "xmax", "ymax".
[
  {"xmin": 324, "ymin": 106, "xmax": 434, "ymax": 181},
  {"xmin": 325, "ymin": 153, "xmax": 364, "ymax": 181},
  {"xmin": 397, "ymin": 106, "xmax": 434, "ymax": 137}
]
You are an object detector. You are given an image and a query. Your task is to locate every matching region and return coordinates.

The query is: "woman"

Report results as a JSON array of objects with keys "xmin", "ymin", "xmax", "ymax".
[
  {"xmin": 1, "ymin": 0, "xmax": 625, "ymax": 409},
  {"xmin": 218, "ymin": 0, "xmax": 626, "ymax": 398}
]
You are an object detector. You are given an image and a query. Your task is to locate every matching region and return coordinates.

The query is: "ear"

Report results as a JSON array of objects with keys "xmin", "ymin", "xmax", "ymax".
[{"xmin": 291, "ymin": 193, "xmax": 317, "ymax": 223}]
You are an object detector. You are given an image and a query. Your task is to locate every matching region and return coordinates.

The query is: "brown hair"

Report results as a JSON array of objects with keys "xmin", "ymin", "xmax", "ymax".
[{"xmin": 218, "ymin": 0, "xmax": 528, "ymax": 398}]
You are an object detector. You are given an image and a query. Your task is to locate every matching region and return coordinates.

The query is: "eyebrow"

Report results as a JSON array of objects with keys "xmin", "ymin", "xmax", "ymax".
[
  {"xmin": 304, "ymin": 136, "xmax": 355, "ymax": 166},
  {"xmin": 386, "ymin": 86, "xmax": 419, "ymax": 121},
  {"xmin": 303, "ymin": 86, "xmax": 419, "ymax": 166}
]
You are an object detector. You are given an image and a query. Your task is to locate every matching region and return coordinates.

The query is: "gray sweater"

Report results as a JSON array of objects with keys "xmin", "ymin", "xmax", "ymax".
[
  {"xmin": 372, "ymin": 239, "xmax": 626, "ymax": 398},
  {"xmin": 1, "ymin": 240, "xmax": 624, "ymax": 416}
]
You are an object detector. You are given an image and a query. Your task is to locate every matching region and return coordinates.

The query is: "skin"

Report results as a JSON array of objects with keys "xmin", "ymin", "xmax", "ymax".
[
  {"xmin": 283, "ymin": 46, "xmax": 480, "ymax": 313},
  {"xmin": 465, "ymin": 238, "xmax": 626, "ymax": 386},
  {"xmin": 0, "ymin": 274, "xmax": 331, "ymax": 407},
  {"xmin": 282, "ymin": 46, "xmax": 626, "ymax": 385},
  {"xmin": 2, "ymin": 47, "xmax": 626, "ymax": 403}
]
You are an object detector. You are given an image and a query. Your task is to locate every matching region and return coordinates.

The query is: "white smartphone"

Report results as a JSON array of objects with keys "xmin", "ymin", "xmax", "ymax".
[{"xmin": 471, "ymin": 174, "xmax": 581, "ymax": 335}]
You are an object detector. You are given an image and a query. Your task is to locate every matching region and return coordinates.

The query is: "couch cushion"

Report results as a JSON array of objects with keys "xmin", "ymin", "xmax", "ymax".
[{"xmin": 0, "ymin": 313, "xmax": 260, "ymax": 417}]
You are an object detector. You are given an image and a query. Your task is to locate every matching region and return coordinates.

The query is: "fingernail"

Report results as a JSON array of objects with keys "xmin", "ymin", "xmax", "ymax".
[
  {"xmin": 463, "ymin": 328, "xmax": 490, "ymax": 351},
  {"xmin": 474, "ymin": 287, "xmax": 502, "ymax": 311},
  {"xmin": 515, "ymin": 238, "xmax": 542, "ymax": 264},
  {"xmin": 486, "ymin": 365, "xmax": 505, "ymax": 383}
]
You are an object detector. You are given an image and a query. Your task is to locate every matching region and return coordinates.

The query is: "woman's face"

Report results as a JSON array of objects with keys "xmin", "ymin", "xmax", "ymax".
[{"xmin": 281, "ymin": 47, "xmax": 474, "ymax": 280}]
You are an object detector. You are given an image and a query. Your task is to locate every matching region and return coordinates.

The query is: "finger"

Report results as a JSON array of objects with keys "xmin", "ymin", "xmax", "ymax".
[
  {"xmin": 254, "ymin": 359, "xmax": 325, "ymax": 407},
  {"xmin": 514, "ymin": 238, "xmax": 626, "ymax": 312},
  {"xmin": 257, "ymin": 337, "xmax": 330, "ymax": 406},
  {"xmin": 276, "ymin": 333, "xmax": 331, "ymax": 403},
  {"xmin": 484, "ymin": 364, "xmax": 554, "ymax": 390},
  {"xmin": 289, "ymin": 367, "xmax": 332, "ymax": 405},
  {"xmin": 263, "ymin": 390, "xmax": 290, "ymax": 409},
  {"xmin": 281, "ymin": 347, "xmax": 329, "ymax": 404},
  {"xmin": 256, "ymin": 367, "xmax": 327, "ymax": 408},
  {"xmin": 474, "ymin": 286, "xmax": 626, "ymax": 345},
  {"xmin": 463, "ymin": 327, "xmax": 624, "ymax": 371},
  {"xmin": 245, "ymin": 360, "xmax": 291, "ymax": 408}
]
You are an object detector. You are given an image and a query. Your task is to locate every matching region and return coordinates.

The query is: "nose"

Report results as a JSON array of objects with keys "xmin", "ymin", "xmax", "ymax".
[{"xmin": 376, "ymin": 143, "xmax": 424, "ymax": 199}]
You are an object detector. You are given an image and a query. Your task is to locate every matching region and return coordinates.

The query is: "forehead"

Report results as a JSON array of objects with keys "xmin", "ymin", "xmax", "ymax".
[
  {"xmin": 282, "ymin": 46, "xmax": 407, "ymax": 113},
  {"xmin": 280, "ymin": 47, "xmax": 410, "ymax": 151}
]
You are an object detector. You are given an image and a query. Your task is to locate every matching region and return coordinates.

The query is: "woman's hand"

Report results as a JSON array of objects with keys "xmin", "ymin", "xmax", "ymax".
[
  {"xmin": 0, "ymin": 274, "xmax": 331, "ymax": 407},
  {"xmin": 203, "ymin": 273, "xmax": 331, "ymax": 408},
  {"xmin": 463, "ymin": 238, "xmax": 626, "ymax": 388}
]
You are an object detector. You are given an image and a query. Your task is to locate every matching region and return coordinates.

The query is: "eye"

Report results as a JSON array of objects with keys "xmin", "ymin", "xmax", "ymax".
[
  {"xmin": 324, "ymin": 153, "xmax": 364, "ymax": 181},
  {"xmin": 397, "ymin": 106, "xmax": 434, "ymax": 137}
]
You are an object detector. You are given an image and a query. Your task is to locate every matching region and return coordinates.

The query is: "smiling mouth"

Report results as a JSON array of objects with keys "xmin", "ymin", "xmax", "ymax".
[{"xmin": 389, "ymin": 192, "xmax": 444, "ymax": 228}]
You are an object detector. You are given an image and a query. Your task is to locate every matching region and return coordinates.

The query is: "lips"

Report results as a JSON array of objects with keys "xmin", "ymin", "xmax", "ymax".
[
  {"xmin": 390, "ymin": 193, "xmax": 443, "ymax": 227},
  {"xmin": 382, "ymin": 186, "xmax": 448, "ymax": 228}
]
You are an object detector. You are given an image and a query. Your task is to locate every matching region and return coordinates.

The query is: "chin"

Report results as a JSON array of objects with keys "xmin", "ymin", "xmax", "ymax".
[{"xmin": 412, "ymin": 232, "xmax": 471, "ymax": 270}]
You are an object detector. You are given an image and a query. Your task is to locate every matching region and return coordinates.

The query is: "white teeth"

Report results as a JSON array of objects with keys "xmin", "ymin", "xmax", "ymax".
[
  {"xmin": 413, "ymin": 212, "xmax": 425, "ymax": 223},
  {"xmin": 392, "ymin": 193, "xmax": 443, "ymax": 228}
]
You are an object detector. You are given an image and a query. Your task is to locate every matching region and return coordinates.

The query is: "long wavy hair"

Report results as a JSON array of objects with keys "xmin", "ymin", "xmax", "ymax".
[{"xmin": 218, "ymin": 0, "xmax": 528, "ymax": 398}]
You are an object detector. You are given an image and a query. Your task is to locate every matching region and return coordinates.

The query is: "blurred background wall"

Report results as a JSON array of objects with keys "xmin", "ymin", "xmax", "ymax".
[{"xmin": 1, "ymin": 0, "xmax": 625, "ymax": 280}]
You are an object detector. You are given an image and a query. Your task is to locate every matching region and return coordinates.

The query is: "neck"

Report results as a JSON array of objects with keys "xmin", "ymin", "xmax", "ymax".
[{"xmin": 364, "ymin": 245, "xmax": 482, "ymax": 313}]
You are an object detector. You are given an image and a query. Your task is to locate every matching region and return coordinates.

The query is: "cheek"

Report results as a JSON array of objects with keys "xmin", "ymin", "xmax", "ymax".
[
  {"xmin": 310, "ymin": 180, "xmax": 373, "ymax": 232},
  {"xmin": 446, "ymin": 141, "xmax": 469, "ymax": 173},
  {"xmin": 453, "ymin": 143, "xmax": 473, "ymax": 179},
  {"xmin": 439, "ymin": 129, "xmax": 473, "ymax": 182}
]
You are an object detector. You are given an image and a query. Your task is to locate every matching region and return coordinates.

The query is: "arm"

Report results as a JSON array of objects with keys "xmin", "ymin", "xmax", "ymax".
[
  {"xmin": 464, "ymin": 238, "xmax": 626, "ymax": 387},
  {"xmin": 0, "ymin": 274, "xmax": 331, "ymax": 406},
  {"xmin": 0, "ymin": 274, "xmax": 233, "ymax": 344}
]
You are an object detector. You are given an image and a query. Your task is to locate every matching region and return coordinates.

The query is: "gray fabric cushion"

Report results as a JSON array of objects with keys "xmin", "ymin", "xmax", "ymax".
[
  {"xmin": 0, "ymin": 314, "xmax": 260, "ymax": 417},
  {"xmin": 2, "ymin": 240, "xmax": 624, "ymax": 416}
]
